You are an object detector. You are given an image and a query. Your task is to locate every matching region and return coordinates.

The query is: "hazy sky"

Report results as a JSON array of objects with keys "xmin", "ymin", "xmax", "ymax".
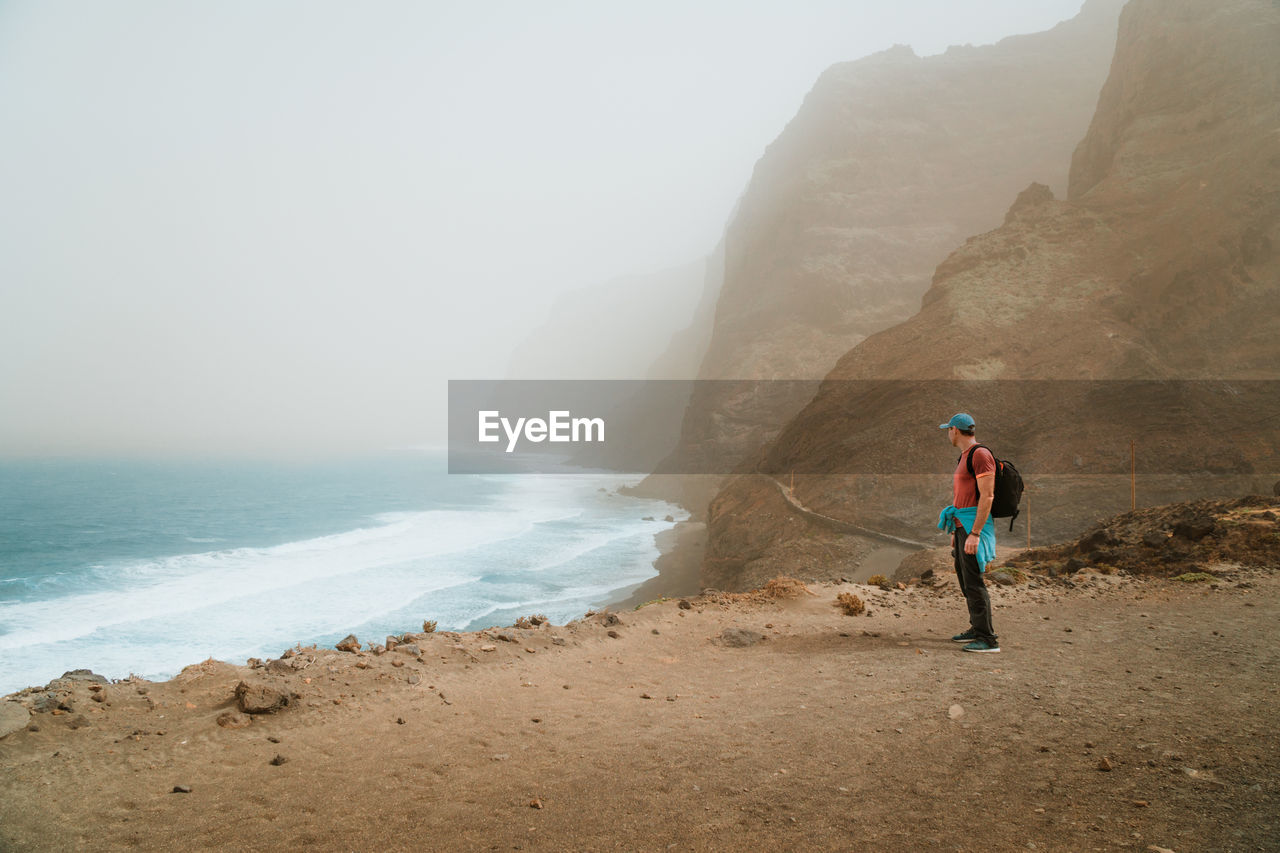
[{"xmin": 0, "ymin": 0, "xmax": 1090, "ymax": 456}]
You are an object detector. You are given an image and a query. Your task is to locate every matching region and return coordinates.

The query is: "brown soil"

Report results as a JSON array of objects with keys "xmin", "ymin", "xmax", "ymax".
[{"xmin": 3, "ymin": 564, "xmax": 1277, "ymax": 851}]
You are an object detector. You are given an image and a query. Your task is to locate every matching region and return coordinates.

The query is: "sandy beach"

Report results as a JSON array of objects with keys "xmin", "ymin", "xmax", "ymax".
[{"xmin": 2, "ymin": 553, "xmax": 1276, "ymax": 852}]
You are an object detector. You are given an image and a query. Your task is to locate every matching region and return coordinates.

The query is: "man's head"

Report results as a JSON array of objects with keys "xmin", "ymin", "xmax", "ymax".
[{"xmin": 939, "ymin": 412, "xmax": 976, "ymax": 447}]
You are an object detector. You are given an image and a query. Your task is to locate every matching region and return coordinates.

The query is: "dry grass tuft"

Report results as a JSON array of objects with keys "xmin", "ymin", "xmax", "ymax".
[
  {"xmin": 422, "ymin": 620, "xmax": 438, "ymax": 633},
  {"xmin": 706, "ymin": 576, "xmax": 816, "ymax": 606},
  {"xmin": 513, "ymin": 614, "xmax": 548, "ymax": 629},
  {"xmin": 759, "ymin": 576, "xmax": 815, "ymax": 599},
  {"xmin": 834, "ymin": 592, "xmax": 865, "ymax": 616}
]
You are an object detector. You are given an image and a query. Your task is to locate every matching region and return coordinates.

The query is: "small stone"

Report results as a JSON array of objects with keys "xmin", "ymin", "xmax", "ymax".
[
  {"xmin": 651, "ymin": 629, "xmax": 660, "ymax": 635},
  {"xmin": 1098, "ymin": 757, "xmax": 1114, "ymax": 771},
  {"xmin": 269, "ymin": 754, "xmax": 287, "ymax": 766},
  {"xmin": 216, "ymin": 711, "xmax": 252, "ymax": 729},
  {"xmin": 948, "ymin": 704, "xmax": 964, "ymax": 720},
  {"xmin": 719, "ymin": 628, "xmax": 764, "ymax": 647},
  {"xmin": 396, "ymin": 718, "xmax": 405, "ymax": 725},
  {"xmin": 480, "ymin": 645, "xmax": 497, "ymax": 652},
  {"xmin": 496, "ymin": 633, "xmax": 516, "ymax": 644},
  {"xmin": 529, "ymin": 798, "xmax": 543, "ymax": 809},
  {"xmin": 172, "ymin": 785, "xmax": 192, "ymax": 794},
  {"xmin": 607, "ymin": 630, "xmax": 620, "ymax": 639},
  {"xmin": 0, "ymin": 702, "xmax": 32, "ymax": 739},
  {"xmin": 396, "ymin": 643, "xmax": 421, "ymax": 656},
  {"xmin": 640, "ymin": 693, "xmax": 652, "ymax": 700},
  {"xmin": 234, "ymin": 681, "xmax": 291, "ymax": 714},
  {"xmin": 1131, "ymin": 800, "xmax": 1148, "ymax": 808},
  {"xmin": 335, "ymin": 634, "xmax": 361, "ymax": 652},
  {"xmin": 677, "ymin": 600, "xmax": 692, "ymax": 610},
  {"xmin": 391, "ymin": 659, "xmax": 404, "ymax": 668},
  {"xmin": 57, "ymin": 669, "xmax": 109, "ymax": 685},
  {"xmin": 267, "ymin": 736, "xmax": 281, "ymax": 743}
]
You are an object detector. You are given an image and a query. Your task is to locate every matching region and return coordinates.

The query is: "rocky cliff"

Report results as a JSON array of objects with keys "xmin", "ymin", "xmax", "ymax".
[
  {"xmin": 704, "ymin": 0, "xmax": 1280, "ymax": 591},
  {"xmin": 660, "ymin": 0, "xmax": 1125, "ymax": 483},
  {"xmin": 505, "ymin": 258, "xmax": 713, "ymax": 381}
]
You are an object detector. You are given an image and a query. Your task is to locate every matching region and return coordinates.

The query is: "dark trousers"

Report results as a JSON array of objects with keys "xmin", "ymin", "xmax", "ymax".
[{"xmin": 953, "ymin": 523, "xmax": 996, "ymax": 642}]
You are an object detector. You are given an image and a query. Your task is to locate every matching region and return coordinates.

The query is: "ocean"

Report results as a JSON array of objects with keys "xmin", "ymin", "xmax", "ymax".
[{"xmin": 0, "ymin": 452, "xmax": 684, "ymax": 696}]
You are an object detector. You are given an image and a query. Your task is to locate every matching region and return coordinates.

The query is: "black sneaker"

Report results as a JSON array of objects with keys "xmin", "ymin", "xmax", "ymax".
[
  {"xmin": 951, "ymin": 629, "xmax": 978, "ymax": 643},
  {"xmin": 962, "ymin": 639, "xmax": 1001, "ymax": 653}
]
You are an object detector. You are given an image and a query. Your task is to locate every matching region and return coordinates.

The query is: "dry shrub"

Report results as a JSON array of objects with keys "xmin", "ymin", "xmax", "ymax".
[
  {"xmin": 866, "ymin": 574, "xmax": 889, "ymax": 587},
  {"xmin": 421, "ymin": 620, "xmax": 437, "ymax": 633},
  {"xmin": 707, "ymin": 576, "xmax": 815, "ymax": 606},
  {"xmin": 513, "ymin": 614, "xmax": 548, "ymax": 629},
  {"xmin": 834, "ymin": 592, "xmax": 865, "ymax": 616},
  {"xmin": 760, "ymin": 576, "xmax": 814, "ymax": 599}
]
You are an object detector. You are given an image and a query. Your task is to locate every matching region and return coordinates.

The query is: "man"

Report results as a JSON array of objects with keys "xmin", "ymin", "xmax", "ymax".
[{"xmin": 937, "ymin": 412, "xmax": 1000, "ymax": 653}]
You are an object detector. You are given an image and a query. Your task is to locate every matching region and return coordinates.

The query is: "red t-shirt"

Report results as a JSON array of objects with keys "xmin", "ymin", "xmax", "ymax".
[{"xmin": 953, "ymin": 445, "xmax": 996, "ymax": 508}]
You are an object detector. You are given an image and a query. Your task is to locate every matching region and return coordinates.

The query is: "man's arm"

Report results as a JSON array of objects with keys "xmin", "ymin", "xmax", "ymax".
[{"xmin": 965, "ymin": 473, "xmax": 995, "ymax": 555}]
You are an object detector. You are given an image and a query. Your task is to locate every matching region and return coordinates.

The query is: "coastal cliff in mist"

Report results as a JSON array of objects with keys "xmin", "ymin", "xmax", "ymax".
[
  {"xmin": 505, "ymin": 257, "xmax": 715, "ymax": 381},
  {"xmin": 703, "ymin": 0, "xmax": 1280, "ymax": 590},
  {"xmin": 659, "ymin": 0, "xmax": 1124, "ymax": 482},
  {"xmin": 502, "ymin": 253, "xmax": 723, "ymax": 474}
]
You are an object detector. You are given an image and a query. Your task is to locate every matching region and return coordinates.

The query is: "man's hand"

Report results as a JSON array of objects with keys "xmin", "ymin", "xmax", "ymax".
[{"xmin": 964, "ymin": 532, "xmax": 980, "ymax": 555}]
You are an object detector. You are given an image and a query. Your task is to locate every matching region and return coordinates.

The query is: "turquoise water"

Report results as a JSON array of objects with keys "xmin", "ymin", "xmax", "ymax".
[{"xmin": 0, "ymin": 452, "xmax": 683, "ymax": 694}]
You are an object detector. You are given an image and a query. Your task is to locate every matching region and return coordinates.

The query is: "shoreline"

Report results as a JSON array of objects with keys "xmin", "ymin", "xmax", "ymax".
[
  {"xmin": 0, "ymin": 475, "xmax": 687, "ymax": 698},
  {"xmin": 0, "ymin": 518, "xmax": 697, "ymax": 701},
  {"xmin": 606, "ymin": 519, "xmax": 707, "ymax": 609}
]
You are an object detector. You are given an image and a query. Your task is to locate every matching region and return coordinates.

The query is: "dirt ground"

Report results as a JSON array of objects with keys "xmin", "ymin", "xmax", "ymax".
[{"xmin": 2, "ymin": 562, "xmax": 1277, "ymax": 852}]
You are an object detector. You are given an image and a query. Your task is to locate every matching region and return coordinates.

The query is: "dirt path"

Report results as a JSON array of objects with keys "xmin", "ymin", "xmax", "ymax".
[{"xmin": 2, "ymin": 565, "xmax": 1276, "ymax": 852}]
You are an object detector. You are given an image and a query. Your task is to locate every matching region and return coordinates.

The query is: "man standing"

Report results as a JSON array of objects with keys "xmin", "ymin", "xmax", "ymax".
[{"xmin": 937, "ymin": 412, "xmax": 1000, "ymax": 653}]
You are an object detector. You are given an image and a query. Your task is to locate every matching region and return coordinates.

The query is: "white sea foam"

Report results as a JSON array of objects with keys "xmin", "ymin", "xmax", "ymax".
[{"xmin": 0, "ymin": 471, "xmax": 685, "ymax": 694}]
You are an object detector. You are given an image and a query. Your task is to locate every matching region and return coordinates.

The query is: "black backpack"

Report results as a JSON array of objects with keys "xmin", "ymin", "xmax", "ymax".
[{"xmin": 965, "ymin": 444, "xmax": 1025, "ymax": 531}]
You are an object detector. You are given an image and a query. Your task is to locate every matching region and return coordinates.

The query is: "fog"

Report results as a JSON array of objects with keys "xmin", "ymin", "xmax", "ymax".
[{"xmin": 0, "ymin": 1, "xmax": 1086, "ymax": 457}]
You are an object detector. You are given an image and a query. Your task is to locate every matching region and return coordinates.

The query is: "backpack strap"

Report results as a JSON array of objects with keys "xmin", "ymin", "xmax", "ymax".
[
  {"xmin": 964, "ymin": 444, "xmax": 991, "ymax": 479},
  {"xmin": 965, "ymin": 444, "xmax": 1014, "ymax": 529}
]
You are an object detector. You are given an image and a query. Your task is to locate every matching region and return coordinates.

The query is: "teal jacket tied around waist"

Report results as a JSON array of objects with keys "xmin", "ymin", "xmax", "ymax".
[{"xmin": 937, "ymin": 505, "xmax": 996, "ymax": 572}]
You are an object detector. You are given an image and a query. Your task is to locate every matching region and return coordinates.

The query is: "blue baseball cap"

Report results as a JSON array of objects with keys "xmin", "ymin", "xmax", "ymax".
[{"xmin": 939, "ymin": 412, "xmax": 975, "ymax": 430}]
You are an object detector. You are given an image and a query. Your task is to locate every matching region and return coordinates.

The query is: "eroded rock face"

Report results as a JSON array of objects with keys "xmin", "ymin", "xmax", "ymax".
[
  {"xmin": 661, "ymin": 1, "xmax": 1124, "ymax": 481},
  {"xmin": 705, "ymin": 0, "xmax": 1280, "ymax": 588}
]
